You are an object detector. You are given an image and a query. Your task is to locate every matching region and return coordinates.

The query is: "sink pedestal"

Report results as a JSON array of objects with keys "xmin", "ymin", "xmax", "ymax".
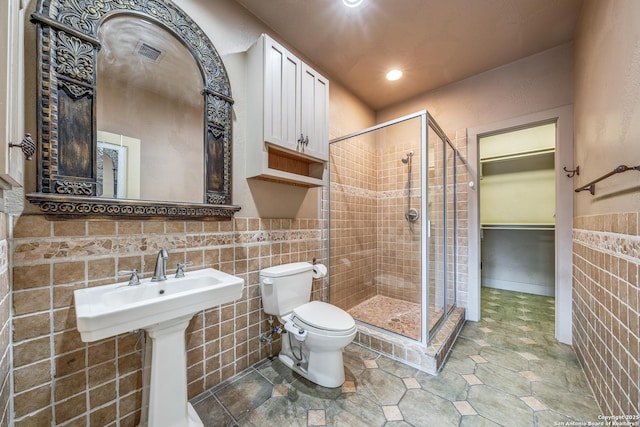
[
  {"xmin": 143, "ymin": 314, "xmax": 203, "ymax": 427},
  {"xmin": 73, "ymin": 267, "xmax": 244, "ymax": 426}
]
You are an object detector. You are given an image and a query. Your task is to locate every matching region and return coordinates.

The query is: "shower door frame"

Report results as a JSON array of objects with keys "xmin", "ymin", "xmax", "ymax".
[
  {"xmin": 329, "ymin": 110, "xmax": 438, "ymax": 345},
  {"xmin": 426, "ymin": 114, "xmax": 459, "ymax": 338}
]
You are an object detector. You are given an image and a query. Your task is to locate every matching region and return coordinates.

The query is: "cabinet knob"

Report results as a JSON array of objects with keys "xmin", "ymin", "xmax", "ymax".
[{"xmin": 9, "ymin": 133, "xmax": 36, "ymax": 161}]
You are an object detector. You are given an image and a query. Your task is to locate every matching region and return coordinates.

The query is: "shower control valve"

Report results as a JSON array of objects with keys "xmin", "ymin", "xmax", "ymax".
[{"xmin": 405, "ymin": 208, "xmax": 420, "ymax": 223}]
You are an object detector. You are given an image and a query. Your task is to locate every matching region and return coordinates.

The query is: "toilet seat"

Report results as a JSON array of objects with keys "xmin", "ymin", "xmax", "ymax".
[{"xmin": 291, "ymin": 301, "xmax": 356, "ymax": 336}]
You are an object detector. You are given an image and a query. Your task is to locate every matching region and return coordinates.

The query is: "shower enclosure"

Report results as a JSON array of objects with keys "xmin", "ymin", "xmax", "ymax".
[{"xmin": 328, "ymin": 110, "xmax": 464, "ymax": 346}]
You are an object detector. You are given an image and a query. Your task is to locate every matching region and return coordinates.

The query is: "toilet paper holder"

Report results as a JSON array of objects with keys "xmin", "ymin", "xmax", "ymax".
[{"xmin": 311, "ymin": 262, "xmax": 327, "ymax": 279}]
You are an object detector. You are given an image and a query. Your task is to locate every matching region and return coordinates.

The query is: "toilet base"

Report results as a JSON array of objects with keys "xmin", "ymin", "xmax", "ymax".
[{"xmin": 279, "ymin": 333, "xmax": 346, "ymax": 388}]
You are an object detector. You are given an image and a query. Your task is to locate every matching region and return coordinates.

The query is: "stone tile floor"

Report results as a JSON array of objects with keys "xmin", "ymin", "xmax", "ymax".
[{"xmin": 192, "ymin": 288, "xmax": 602, "ymax": 426}]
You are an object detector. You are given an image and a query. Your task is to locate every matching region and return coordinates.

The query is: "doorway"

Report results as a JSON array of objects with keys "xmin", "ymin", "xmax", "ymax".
[
  {"xmin": 479, "ymin": 123, "xmax": 556, "ymax": 297},
  {"xmin": 467, "ymin": 105, "xmax": 574, "ymax": 344}
]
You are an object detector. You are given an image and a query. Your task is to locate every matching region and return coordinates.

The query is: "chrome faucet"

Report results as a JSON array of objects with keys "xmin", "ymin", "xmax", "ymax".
[{"xmin": 151, "ymin": 249, "xmax": 168, "ymax": 282}]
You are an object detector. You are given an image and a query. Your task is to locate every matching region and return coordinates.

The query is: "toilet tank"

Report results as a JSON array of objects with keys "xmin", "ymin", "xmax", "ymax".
[{"xmin": 260, "ymin": 262, "xmax": 314, "ymax": 316}]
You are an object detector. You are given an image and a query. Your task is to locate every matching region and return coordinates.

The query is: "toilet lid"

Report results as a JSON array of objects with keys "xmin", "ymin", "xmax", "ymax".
[{"xmin": 292, "ymin": 301, "xmax": 355, "ymax": 332}]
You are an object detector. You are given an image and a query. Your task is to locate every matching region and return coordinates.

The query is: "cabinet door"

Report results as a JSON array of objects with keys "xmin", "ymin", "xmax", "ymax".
[
  {"xmin": 0, "ymin": 0, "xmax": 25, "ymax": 189},
  {"xmin": 263, "ymin": 37, "xmax": 300, "ymax": 152},
  {"xmin": 300, "ymin": 63, "xmax": 329, "ymax": 161}
]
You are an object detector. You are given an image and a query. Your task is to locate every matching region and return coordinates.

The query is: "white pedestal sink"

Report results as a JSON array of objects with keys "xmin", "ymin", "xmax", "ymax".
[{"xmin": 74, "ymin": 268, "xmax": 244, "ymax": 427}]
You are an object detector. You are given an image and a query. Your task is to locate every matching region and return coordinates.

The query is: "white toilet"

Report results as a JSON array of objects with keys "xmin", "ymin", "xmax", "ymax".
[{"xmin": 259, "ymin": 262, "xmax": 357, "ymax": 388}]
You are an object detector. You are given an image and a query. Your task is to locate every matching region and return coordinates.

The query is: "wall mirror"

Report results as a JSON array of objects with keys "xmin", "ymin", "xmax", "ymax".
[{"xmin": 28, "ymin": 0, "xmax": 240, "ymax": 220}]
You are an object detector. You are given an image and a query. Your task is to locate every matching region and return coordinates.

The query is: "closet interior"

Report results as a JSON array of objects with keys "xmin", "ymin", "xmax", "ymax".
[{"xmin": 479, "ymin": 123, "xmax": 556, "ymax": 297}]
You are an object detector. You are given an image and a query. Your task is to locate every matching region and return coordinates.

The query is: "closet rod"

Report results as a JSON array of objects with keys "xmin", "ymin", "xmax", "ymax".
[{"xmin": 575, "ymin": 164, "xmax": 640, "ymax": 195}]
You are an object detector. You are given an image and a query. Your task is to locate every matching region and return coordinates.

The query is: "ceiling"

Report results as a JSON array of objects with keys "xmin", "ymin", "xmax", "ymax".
[{"xmin": 233, "ymin": 0, "xmax": 584, "ymax": 111}]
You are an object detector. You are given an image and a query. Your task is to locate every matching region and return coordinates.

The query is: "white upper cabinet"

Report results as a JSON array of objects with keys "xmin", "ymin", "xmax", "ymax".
[
  {"xmin": 299, "ymin": 63, "xmax": 329, "ymax": 161},
  {"xmin": 247, "ymin": 34, "xmax": 329, "ymax": 187},
  {"xmin": 0, "ymin": 0, "xmax": 26, "ymax": 193},
  {"xmin": 263, "ymin": 37, "xmax": 301, "ymax": 152}
]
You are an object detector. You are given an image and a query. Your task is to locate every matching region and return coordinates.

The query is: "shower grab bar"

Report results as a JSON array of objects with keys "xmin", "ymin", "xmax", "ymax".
[{"xmin": 574, "ymin": 164, "xmax": 640, "ymax": 195}]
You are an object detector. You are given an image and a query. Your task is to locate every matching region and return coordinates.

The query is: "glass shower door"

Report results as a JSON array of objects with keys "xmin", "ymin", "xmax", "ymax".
[{"xmin": 426, "ymin": 115, "xmax": 458, "ymax": 336}]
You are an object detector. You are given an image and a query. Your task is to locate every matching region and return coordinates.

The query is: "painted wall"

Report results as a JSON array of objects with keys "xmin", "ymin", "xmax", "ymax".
[
  {"xmin": 573, "ymin": 1, "xmax": 640, "ymax": 216},
  {"xmin": 377, "ymin": 43, "xmax": 574, "ymax": 134},
  {"xmin": 572, "ymin": 0, "xmax": 640, "ymax": 415}
]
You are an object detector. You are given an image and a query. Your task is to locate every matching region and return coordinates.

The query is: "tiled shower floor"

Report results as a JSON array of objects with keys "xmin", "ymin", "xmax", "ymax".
[
  {"xmin": 191, "ymin": 288, "xmax": 601, "ymax": 426},
  {"xmin": 347, "ymin": 295, "xmax": 444, "ymax": 340}
]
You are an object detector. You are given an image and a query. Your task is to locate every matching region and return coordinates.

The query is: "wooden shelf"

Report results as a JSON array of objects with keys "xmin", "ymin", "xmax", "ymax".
[{"xmin": 248, "ymin": 145, "xmax": 326, "ymax": 187}]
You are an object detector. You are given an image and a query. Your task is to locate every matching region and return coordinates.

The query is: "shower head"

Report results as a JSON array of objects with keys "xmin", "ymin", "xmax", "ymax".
[{"xmin": 401, "ymin": 151, "xmax": 414, "ymax": 164}]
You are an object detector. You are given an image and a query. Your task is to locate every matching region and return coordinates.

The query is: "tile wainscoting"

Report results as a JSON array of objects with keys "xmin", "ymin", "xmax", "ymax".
[
  {"xmin": 0, "ymin": 214, "xmax": 10, "ymax": 427},
  {"xmin": 11, "ymin": 215, "xmax": 325, "ymax": 426},
  {"xmin": 573, "ymin": 213, "xmax": 640, "ymax": 416}
]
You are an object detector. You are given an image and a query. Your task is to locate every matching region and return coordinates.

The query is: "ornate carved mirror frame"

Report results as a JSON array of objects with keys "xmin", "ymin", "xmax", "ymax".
[{"xmin": 28, "ymin": 0, "xmax": 240, "ymax": 220}]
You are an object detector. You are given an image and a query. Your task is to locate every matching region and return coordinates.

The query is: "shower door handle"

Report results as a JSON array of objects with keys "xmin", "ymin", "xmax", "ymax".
[{"xmin": 427, "ymin": 220, "xmax": 431, "ymax": 238}]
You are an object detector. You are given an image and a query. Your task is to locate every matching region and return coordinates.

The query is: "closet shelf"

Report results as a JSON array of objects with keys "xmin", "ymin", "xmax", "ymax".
[
  {"xmin": 480, "ymin": 147, "xmax": 554, "ymax": 164},
  {"xmin": 481, "ymin": 223, "xmax": 555, "ymax": 231}
]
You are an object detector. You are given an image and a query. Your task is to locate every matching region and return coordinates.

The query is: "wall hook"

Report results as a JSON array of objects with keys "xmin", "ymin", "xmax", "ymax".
[{"xmin": 563, "ymin": 166, "xmax": 579, "ymax": 178}]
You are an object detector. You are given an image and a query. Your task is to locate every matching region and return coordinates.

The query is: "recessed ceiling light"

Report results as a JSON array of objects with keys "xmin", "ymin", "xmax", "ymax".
[
  {"xmin": 386, "ymin": 69, "xmax": 403, "ymax": 81},
  {"xmin": 343, "ymin": 0, "xmax": 364, "ymax": 7}
]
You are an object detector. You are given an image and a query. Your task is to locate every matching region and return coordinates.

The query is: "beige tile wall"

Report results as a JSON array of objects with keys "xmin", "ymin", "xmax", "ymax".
[
  {"xmin": 329, "ymin": 134, "xmax": 378, "ymax": 310},
  {"xmin": 0, "ymin": 214, "xmax": 10, "ymax": 427},
  {"xmin": 11, "ymin": 215, "xmax": 325, "ymax": 426},
  {"xmin": 376, "ymin": 127, "xmax": 422, "ymax": 303},
  {"xmin": 329, "ymin": 121, "xmax": 470, "ymax": 331},
  {"xmin": 573, "ymin": 213, "xmax": 640, "ymax": 415}
]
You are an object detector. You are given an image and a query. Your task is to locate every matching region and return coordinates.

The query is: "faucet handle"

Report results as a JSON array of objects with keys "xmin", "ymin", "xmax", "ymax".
[
  {"xmin": 118, "ymin": 268, "xmax": 141, "ymax": 286},
  {"xmin": 175, "ymin": 262, "xmax": 193, "ymax": 278}
]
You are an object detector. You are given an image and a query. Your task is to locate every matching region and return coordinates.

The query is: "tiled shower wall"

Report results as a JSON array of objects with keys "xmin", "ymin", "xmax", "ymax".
[
  {"xmin": 11, "ymin": 215, "xmax": 325, "ymax": 426},
  {"xmin": 573, "ymin": 213, "xmax": 640, "ymax": 415},
  {"xmin": 0, "ymin": 214, "xmax": 10, "ymax": 427},
  {"xmin": 329, "ymin": 124, "xmax": 470, "ymax": 316},
  {"xmin": 329, "ymin": 125, "xmax": 424, "ymax": 312},
  {"xmin": 376, "ymin": 127, "xmax": 421, "ymax": 303},
  {"xmin": 329, "ymin": 133, "xmax": 378, "ymax": 310}
]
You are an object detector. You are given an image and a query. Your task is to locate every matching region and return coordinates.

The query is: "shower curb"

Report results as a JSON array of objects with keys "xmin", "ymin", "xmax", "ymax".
[{"xmin": 353, "ymin": 307, "xmax": 466, "ymax": 375}]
